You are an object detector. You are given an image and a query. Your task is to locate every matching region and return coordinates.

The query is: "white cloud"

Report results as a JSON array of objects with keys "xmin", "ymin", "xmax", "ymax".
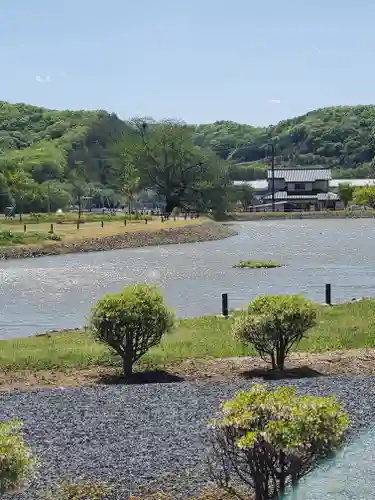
[
  {"xmin": 35, "ymin": 75, "xmax": 52, "ymax": 83},
  {"xmin": 269, "ymin": 99, "xmax": 281, "ymax": 104}
]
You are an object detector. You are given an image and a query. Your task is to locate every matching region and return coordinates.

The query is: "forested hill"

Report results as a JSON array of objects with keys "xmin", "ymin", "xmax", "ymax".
[
  {"xmin": 1, "ymin": 101, "xmax": 375, "ymax": 213},
  {"xmin": 0, "ymin": 101, "xmax": 132, "ymax": 211},
  {"xmin": 195, "ymin": 105, "xmax": 375, "ymax": 179}
]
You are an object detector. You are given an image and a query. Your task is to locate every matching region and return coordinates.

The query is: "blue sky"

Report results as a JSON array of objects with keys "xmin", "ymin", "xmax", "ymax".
[{"xmin": 1, "ymin": 0, "xmax": 375, "ymax": 125}]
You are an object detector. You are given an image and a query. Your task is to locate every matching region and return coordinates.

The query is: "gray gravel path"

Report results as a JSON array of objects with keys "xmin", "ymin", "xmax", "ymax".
[{"xmin": 1, "ymin": 376, "xmax": 375, "ymax": 499}]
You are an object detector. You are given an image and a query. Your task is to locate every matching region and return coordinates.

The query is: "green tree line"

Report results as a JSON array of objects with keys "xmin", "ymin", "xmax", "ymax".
[{"xmin": 1, "ymin": 101, "xmax": 375, "ymax": 214}]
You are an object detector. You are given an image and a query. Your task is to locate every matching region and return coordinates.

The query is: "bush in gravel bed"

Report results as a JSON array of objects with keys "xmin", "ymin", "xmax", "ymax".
[
  {"xmin": 209, "ymin": 384, "xmax": 350, "ymax": 500},
  {"xmin": 44, "ymin": 478, "xmax": 114, "ymax": 499},
  {"xmin": 233, "ymin": 295, "xmax": 317, "ymax": 371},
  {"xmin": 90, "ymin": 284, "xmax": 175, "ymax": 378},
  {"xmin": 0, "ymin": 419, "xmax": 36, "ymax": 493}
]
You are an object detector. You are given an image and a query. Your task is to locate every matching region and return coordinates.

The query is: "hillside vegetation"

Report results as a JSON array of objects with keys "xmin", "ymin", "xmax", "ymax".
[
  {"xmin": 1, "ymin": 101, "xmax": 375, "ymax": 214},
  {"xmin": 195, "ymin": 105, "xmax": 375, "ymax": 179},
  {"xmin": 0, "ymin": 101, "xmax": 131, "ymax": 212}
]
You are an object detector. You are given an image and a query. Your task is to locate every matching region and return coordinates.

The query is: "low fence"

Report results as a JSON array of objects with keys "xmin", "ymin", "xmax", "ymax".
[{"xmin": 220, "ymin": 283, "xmax": 368, "ymax": 317}]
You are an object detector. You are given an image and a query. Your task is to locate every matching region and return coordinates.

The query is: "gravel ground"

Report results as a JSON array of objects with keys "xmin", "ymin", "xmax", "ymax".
[{"xmin": 1, "ymin": 376, "xmax": 375, "ymax": 499}]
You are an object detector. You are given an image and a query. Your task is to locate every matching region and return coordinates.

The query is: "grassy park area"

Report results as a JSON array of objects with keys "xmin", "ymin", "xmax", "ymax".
[
  {"xmin": 1, "ymin": 299, "xmax": 375, "ymax": 375},
  {"xmin": 0, "ymin": 215, "xmax": 204, "ymax": 247}
]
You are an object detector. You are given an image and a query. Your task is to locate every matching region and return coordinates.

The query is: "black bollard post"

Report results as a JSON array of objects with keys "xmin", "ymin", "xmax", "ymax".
[
  {"xmin": 23, "ymin": 224, "xmax": 27, "ymax": 232},
  {"xmin": 222, "ymin": 293, "xmax": 229, "ymax": 318},
  {"xmin": 161, "ymin": 216, "xmax": 164, "ymax": 222},
  {"xmin": 325, "ymin": 283, "xmax": 332, "ymax": 305},
  {"xmin": 101, "ymin": 220, "xmax": 104, "ymax": 228},
  {"xmin": 50, "ymin": 223, "xmax": 54, "ymax": 233},
  {"xmin": 76, "ymin": 221, "xmax": 80, "ymax": 230},
  {"xmin": 145, "ymin": 219, "xmax": 147, "ymax": 224},
  {"xmin": 124, "ymin": 218, "xmax": 127, "ymax": 226}
]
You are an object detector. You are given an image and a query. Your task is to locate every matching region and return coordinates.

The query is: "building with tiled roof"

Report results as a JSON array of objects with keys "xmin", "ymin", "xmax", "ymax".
[{"xmin": 262, "ymin": 168, "xmax": 339, "ymax": 210}]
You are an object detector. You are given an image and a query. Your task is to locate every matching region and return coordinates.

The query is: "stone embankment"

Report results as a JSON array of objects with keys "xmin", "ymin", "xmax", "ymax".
[{"xmin": 0, "ymin": 222, "xmax": 237, "ymax": 261}]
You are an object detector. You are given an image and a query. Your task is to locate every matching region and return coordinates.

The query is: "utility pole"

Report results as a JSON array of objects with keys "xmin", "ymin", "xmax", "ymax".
[
  {"xmin": 271, "ymin": 142, "xmax": 276, "ymax": 212},
  {"xmin": 47, "ymin": 181, "xmax": 51, "ymax": 214}
]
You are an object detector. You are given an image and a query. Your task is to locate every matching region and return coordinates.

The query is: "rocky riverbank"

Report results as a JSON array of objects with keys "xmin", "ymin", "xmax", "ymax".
[
  {"xmin": 0, "ymin": 222, "xmax": 237, "ymax": 261},
  {"xmin": 231, "ymin": 211, "xmax": 375, "ymax": 221}
]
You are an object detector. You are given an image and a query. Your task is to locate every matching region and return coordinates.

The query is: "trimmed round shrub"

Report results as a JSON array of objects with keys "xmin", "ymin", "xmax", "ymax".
[
  {"xmin": 90, "ymin": 284, "xmax": 174, "ymax": 378},
  {"xmin": 0, "ymin": 419, "xmax": 36, "ymax": 493},
  {"xmin": 209, "ymin": 384, "xmax": 349, "ymax": 500},
  {"xmin": 233, "ymin": 294, "xmax": 317, "ymax": 370}
]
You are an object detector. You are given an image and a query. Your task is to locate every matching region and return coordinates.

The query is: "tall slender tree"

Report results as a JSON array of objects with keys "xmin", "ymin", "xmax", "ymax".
[{"xmin": 121, "ymin": 162, "xmax": 140, "ymax": 215}]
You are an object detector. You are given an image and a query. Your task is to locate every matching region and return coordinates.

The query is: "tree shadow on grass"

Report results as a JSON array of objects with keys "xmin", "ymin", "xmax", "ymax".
[
  {"xmin": 97, "ymin": 370, "xmax": 185, "ymax": 385},
  {"xmin": 241, "ymin": 365, "xmax": 324, "ymax": 380}
]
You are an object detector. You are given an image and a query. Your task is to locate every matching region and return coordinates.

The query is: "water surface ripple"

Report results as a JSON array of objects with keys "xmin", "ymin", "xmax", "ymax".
[{"xmin": 0, "ymin": 219, "xmax": 374, "ymax": 339}]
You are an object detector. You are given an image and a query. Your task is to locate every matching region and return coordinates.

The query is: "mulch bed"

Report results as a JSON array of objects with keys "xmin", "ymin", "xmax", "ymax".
[{"xmin": 1, "ymin": 348, "xmax": 375, "ymax": 391}]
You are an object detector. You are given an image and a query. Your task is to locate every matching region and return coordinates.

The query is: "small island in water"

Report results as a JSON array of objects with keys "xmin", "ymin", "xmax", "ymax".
[{"xmin": 233, "ymin": 260, "xmax": 282, "ymax": 269}]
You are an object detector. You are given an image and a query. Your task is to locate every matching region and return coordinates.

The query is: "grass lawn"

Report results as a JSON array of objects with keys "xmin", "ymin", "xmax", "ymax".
[
  {"xmin": 1, "ymin": 300, "xmax": 375, "ymax": 373},
  {"xmin": 0, "ymin": 217, "xmax": 204, "ymax": 247}
]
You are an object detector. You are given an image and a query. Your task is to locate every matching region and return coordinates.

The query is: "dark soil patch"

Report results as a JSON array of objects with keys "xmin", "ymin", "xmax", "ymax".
[{"xmin": 2, "ymin": 348, "xmax": 375, "ymax": 392}]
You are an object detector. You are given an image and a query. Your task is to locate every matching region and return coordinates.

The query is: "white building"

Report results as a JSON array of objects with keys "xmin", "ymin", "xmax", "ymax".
[{"xmin": 234, "ymin": 176, "xmax": 375, "ymax": 209}]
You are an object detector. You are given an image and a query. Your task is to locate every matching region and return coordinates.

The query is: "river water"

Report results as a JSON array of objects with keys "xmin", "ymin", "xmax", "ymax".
[{"xmin": 1, "ymin": 219, "xmax": 375, "ymax": 339}]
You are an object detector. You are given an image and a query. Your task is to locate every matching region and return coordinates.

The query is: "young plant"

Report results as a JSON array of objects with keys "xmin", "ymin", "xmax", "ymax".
[
  {"xmin": 90, "ymin": 284, "xmax": 174, "ymax": 378},
  {"xmin": 45, "ymin": 478, "xmax": 114, "ymax": 500},
  {"xmin": 209, "ymin": 384, "xmax": 350, "ymax": 500},
  {"xmin": 0, "ymin": 419, "xmax": 36, "ymax": 493},
  {"xmin": 233, "ymin": 295, "xmax": 316, "ymax": 370}
]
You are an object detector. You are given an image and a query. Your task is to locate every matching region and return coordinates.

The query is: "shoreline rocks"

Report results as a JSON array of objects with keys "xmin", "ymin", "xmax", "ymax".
[
  {"xmin": 231, "ymin": 212, "xmax": 375, "ymax": 221},
  {"xmin": 0, "ymin": 222, "xmax": 237, "ymax": 261}
]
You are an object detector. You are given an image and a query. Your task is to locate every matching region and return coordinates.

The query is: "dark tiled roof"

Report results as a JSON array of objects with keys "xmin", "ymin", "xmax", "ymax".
[
  {"xmin": 267, "ymin": 169, "xmax": 332, "ymax": 182},
  {"xmin": 264, "ymin": 191, "xmax": 339, "ymax": 201}
]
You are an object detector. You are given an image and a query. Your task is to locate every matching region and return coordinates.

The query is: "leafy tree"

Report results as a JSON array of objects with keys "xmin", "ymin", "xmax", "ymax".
[
  {"xmin": 0, "ymin": 419, "xmax": 36, "ymax": 493},
  {"xmin": 90, "ymin": 284, "xmax": 174, "ymax": 378},
  {"xmin": 0, "ymin": 172, "xmax": 14, "ymax": 211},
  {"xmin": 69, "ymin": 160, "xmax": 89, "ymax": 219},
  {"xmin": 231, "ymin": 183, "xmax": 255, "ymax": 210},
  {"xmin": 40, "ymin": 181, "xmax": 72, "ymax": 212},
  {"xmin": 7, "ymin": 141, "xmax": 66, "ymax": 183},
  {"xmin": 119, "ymin": 118, "xmax": 231, "ymax": 213},
  {"xmin": 7, "ymin": 170, "xmax": 39, "ymax": 220},
  {"xmin": 121, "ymin": 162, "xmax": 140, "ymax": 214},
  {"xmin": 353, "ymin": 185, "xmax": 375, "ymax": 208},
  {"xmin": 233, "ymin": 295, "xmax": 317, "ymax": 370},
  {"xmin": 229, "ymin": 162, "xmax": 267, "ymax": 181},
  {"xmin": 209, "ymin": 384, "xmax": 349, "ymax": 500},
  {"xmin": 337, "ymin": 182, "xmax": 354, "ymax": 208}
]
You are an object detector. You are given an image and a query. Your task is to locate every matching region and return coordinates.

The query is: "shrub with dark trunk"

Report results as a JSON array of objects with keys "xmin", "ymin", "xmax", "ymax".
[
  {"xmin": 209, "ymin": 384, "xmax": 349, "ymax": 500},
  {"xmin": 233, "ymin": 295, "xmax": 317, "ymax": 370},
  {"xmin": 90, "ymin": 284, "xmax": 174, "ymax": 378},
  {"xmin": 0, "ymin": 419, "xmax": 36, "ymax": 493}
]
